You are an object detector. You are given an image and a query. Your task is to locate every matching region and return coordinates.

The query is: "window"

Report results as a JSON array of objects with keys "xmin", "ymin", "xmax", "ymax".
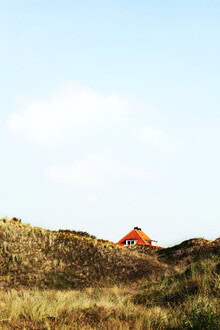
[{"xmin": 125, "ymin": 239, "xmax": 137, "ymax": 246}]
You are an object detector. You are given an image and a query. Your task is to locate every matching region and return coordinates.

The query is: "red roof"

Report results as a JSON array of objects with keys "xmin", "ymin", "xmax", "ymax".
[{"xmin": 117, "ymin": 227, "xmax": 152, "ymax": 246}]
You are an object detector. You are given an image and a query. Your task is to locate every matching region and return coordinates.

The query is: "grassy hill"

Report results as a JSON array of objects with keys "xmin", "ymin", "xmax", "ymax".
[
  {"xmin": 0, "ymin": 218, "xmax": 168, "ymax": 289},
  {"xmin": 157, "ymin": 237, "xmax": 220, "ymax": 265},
  {"xmin": 0, "ymin": 217, "xmax": 219, "ymax": 329}
]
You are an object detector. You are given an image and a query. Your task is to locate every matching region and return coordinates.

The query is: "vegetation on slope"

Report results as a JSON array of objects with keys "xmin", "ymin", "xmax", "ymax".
[
  {"xmin": 157, "ymin": 237, "xmax": 220, "ymax": 266},
  {"xmin": 0, "ymin": 217, "xmax": 219, "ymax": 329},
  {"xmin": 0, "ymin": 218, "xmax": 168, "ymax": 289},
  {"xmin": 0, "ymin": 257, "xmax": 219, "ymax": 329}
]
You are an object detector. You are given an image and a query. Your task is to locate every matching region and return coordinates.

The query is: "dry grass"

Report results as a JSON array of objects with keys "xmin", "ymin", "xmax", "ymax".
[
  {"xmin": 0, "ymin": 287, "xmax": 219, "ymax": 329},
  {"xmin": 0, "ymin": 217, "xmax": 219, "ymax": 329},
  {"xmin": 0, "ymin": 257, "xmax": 219, "ymax": 329},
  {"xmin": 0, "ymin": 288, "xmax": 181, "ymax": 329},
  {"xmin": 0, "ymin": 218, "xmax": 169, "ymax": 289}
]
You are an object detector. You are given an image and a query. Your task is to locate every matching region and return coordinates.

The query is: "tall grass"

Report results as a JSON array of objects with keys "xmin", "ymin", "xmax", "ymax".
[
  {"xmin": 0, "ymin": 257, "xmax": 219, "ymax": 329},
  {"xmin": 0, "ymin": 288, "xmax": 179, "ymax": 329},
  {"xmin": 0, "ymin": 218, "xmax": 219, "ymax": 328},
  {"xmin": 0, "ymin": 218, "xmax": 168, "ymax": 290}
]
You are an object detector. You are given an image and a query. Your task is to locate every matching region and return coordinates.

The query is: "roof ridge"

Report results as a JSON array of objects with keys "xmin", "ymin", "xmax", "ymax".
[{"xmin": 134, "ymin": 229, "xmax": 147, "ymax": 244}]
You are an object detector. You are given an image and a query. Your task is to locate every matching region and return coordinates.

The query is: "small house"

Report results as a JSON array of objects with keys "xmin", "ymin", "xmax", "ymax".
[{"xmin": 117, "ymin": 227, "xmax": 157, "ymax": 246}]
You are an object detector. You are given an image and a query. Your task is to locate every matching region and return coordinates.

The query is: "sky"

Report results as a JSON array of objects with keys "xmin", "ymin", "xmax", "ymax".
[{"xmin": 0, "ymin": 0, "xmax": 220, "ymax": 247}]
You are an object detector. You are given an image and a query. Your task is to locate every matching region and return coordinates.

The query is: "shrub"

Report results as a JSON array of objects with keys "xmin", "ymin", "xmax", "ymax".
[{"xmin": 180, "ymin": 302, "xmax": 220, "ymax": 329}]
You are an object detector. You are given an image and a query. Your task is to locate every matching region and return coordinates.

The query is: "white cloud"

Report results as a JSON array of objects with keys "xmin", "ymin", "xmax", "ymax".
[
  {"xmin": 137, "ymin": 126, "xmax": 177, "ymax": 152},
  {"xmin": 8, "ymin": 83, "xmax": 176, "ymax": 156},
  {"xmin": 8, "ymin": 84, "xmax": 128, "ymax": 147},
  {"xmin": 47, "ymin": 154, "xmax": 154, "ymax": 188},
  {"xmin": 8, "ymin": 83, "xmax": 172, "ymax": 191},
  {"xmin": 85, "ymin": 193, "xmax": 99, "ymax": 205}
]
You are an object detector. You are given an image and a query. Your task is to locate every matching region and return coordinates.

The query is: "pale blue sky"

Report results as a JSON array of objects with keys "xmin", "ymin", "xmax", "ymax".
[{"xmin": 0, "ymin": 1, "xmax": 220, "ymax": 246}]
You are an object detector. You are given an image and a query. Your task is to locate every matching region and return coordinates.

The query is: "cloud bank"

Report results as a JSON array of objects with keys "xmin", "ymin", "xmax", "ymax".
[
  {"xmin": 8, "ymin": 84, "xmax": 128, "ymax": 147},
  {"xmin": 7, "ymin": 83, "xmax": 173, "ymax": 188},
  {"xmin": 47, "ymin": 155, "xmax": 154, "ymax": 188}
]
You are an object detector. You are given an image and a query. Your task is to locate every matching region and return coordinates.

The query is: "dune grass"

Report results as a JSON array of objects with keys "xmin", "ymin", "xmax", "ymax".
[
  {"xmin": 0, "ymin": 218, "xmax": 168, "ymax": 290},
  {"xmin": 0, "ymin": 288, "xmax": 181, "ymax": 329},
  {"xmin": 0, "ymin": 257, "xmax": 219, "ymax": 329},
  {"xmin": 0, "ymin": 218, "xmax": 219, "ymax": 328}
]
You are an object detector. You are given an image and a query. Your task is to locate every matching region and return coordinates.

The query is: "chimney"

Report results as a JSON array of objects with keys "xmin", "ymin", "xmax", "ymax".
[{"xmin": 134, "ymin": 226, "xmax": 141, "ymax": 231}]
